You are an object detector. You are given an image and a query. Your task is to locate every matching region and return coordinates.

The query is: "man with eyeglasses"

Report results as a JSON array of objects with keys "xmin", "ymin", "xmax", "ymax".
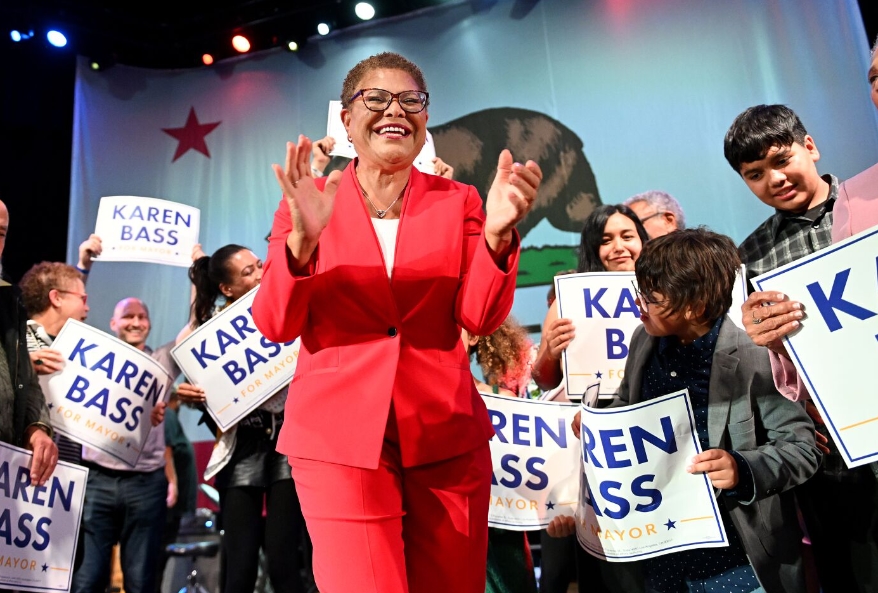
[{"xmin": 623, "ymin": 190, "xmax": 685, "ymax": 239}]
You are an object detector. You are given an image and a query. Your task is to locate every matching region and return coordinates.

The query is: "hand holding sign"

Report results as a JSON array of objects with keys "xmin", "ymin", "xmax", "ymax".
[
  {"xmin": 311, "ymin": 135, "xmax": 335, "ymax": 174},
  {"xmin": 24, "ymin": 426, "xmax": 59, "ymax": 487},
  {"xmin": 687, "ymin": 449, "xmax": 739, "ymax": 490},
  {"xmin": 77, "ymin": 234, "xmax": 103, "ymax": 272},
  {"xmin": 30, "ymin": 348, "xmax": 64, "ymax": 375},
  {"xmin": 272, "ymin": 136, "xmax": 342, "ymax": 270},
  {"xmin": 176, "ymin": 382, "xmax": 206, "ymax": 404},
  {"xmin": 740, "ymin": 291, "xmax": 802, "ymax": 355},
  {"xmin": 547, "ymin": 515, "xmax": 576, "ymax": 538}
]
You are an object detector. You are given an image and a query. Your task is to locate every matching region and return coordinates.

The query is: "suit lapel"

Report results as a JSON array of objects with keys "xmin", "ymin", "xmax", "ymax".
[{"xmin": 707, "ymin": 317, "xmax": 739, "ymax": 448}]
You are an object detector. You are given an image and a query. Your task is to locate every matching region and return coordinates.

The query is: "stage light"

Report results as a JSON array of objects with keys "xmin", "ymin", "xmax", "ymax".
[
  {"xmin": 47, "ymin": 30, "xmax": 67, "ymax": 47},
  {"xmin": 10, "ymin": 30, "xmax": 22, "ymax": 42},
  {"xmin": 286, "ymin": 40, "xmax": 299, "ymax": 52},
  {"xmin": 202, "ymin": 53, "xmax": 214, "ymax": 65},
  {"xmin": 232, "ymin": 34, "xmax": 251, "ymax": 53},
  {"xmin": 317, "ymin": 22, "xmax": 330, "ymax": 36},
  {"xmin": 355, "ymin": 3, "xmax": 376, "ymax": 20},
  {"xmin": 89, "ymin": 60, "xmax": 102, "ymax": 71}
]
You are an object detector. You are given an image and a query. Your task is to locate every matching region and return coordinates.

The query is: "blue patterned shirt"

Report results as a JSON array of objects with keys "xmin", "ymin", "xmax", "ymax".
[{"xmin": 641, "ymin": 317, "xmax": 759, "ymax": 592}]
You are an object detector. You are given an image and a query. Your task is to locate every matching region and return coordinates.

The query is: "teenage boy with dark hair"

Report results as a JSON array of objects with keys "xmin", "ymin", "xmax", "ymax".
[
  {"xmin": 724, "ymin": 104, "xmax": 836, "ymax": 292},
  {"xmin": 553, "ymin": 228, "xmax": 820, "ymax": 593},
  {"xmin": 726, "ymin": 105, "xmax": 878, "ymax": 592}
]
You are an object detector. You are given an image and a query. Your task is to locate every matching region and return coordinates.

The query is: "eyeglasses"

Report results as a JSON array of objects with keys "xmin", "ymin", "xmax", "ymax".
[
  {"xmin": 630, "ymin": 280, "xmax": 665, "ymax": 314},
  {"xmin": 638, "ymin": 211, "xmax": 664, "ymax": 224},
  {"xmin": 56, "ymin": 289, "xmax": 88, "ymax": 305},
  {"xmin": 350, "ymin": 88, "xmax": 429, "ymax": 113}
]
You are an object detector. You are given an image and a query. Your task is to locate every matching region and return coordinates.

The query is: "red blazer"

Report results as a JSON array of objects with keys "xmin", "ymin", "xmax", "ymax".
[{"xmin": 253, "ymin": 163, "xmax": 519, "ymax": 469}]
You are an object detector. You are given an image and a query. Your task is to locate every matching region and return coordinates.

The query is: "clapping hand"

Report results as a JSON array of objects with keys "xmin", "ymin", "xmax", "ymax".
[
  {"xmin": 484, "ymin": 150, "xmax": 542, "ymax": 254},
  {"xmin": 272, "ymin": 136, "xmax": 343, "ymax": 270}
]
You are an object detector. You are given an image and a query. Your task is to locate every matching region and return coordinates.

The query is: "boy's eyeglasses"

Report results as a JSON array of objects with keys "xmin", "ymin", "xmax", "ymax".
[{"xmin": 630, "ymin": 281, "xmax": 666, "ymax": 313}]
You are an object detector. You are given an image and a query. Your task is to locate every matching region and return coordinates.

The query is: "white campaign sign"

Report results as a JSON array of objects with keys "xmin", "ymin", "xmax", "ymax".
[
  {"xmin": 729, "ymin": 264, "xmax": 748, "ymax": 330},
  {"xmin": 753, "ymin": 226, "xmax": 878, "ymax": 468},
  {"xmin": 483, "ymin": 394, "xmax": 580, "ymax": 530},
  {"xmin": 0, "ymin": 442, "xmax": 88, "ymax": 593},
  {"xmin": 326, "ymin": 101, "xmax": 437, "ymax": 174},
  {"xmin": 575, "ymin": 390, "xmax": 727, "ymax": 561},
  {"xmin": 39, "ymin": 320, "xmax": 170, "ymax": 467},
  {"xmin": 93, "ymin": 195, "xmax": 200, "ymax": 268},
  {"xmin": 556, "ymin": 272, "xmax": 640, "ymax": 397},
  {"xmin": 172, "ymin": 286, "xmax": 300, "ymax": 432}
]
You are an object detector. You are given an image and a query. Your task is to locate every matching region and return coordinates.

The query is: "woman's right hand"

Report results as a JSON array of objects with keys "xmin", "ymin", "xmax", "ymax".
[
  {"xmin": 176, "ymin": 382, "xmax": 206, "ymax": 404},
  {"xmin": 544, "ymin": 317, "xmax": 575, "ymax": 360},
  {"xmin": 272, "ymin": 136, "xmax": 343, "ymax": 269}
]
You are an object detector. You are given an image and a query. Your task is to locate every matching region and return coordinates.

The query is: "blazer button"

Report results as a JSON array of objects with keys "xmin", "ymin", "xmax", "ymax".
[{"xmin": 388, "ymin": 327, "xmax": 398, "ymax": 337}]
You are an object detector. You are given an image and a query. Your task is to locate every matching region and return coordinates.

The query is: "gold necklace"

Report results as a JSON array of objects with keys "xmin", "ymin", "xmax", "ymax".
[{"xmin": 361, "ymin": 185, "xmax": 405, "ymax": 219}]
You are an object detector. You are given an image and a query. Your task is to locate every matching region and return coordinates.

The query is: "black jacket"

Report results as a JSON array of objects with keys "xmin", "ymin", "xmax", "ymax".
[{"xmin": 0, "ymin": 282, "xmax": 52, "ymax": 446}]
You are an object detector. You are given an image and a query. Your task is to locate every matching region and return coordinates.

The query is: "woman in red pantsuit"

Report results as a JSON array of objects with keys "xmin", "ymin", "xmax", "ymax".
[{"xmin": 252, "ymin": 52, "xmax": 542, "ymax": 593}]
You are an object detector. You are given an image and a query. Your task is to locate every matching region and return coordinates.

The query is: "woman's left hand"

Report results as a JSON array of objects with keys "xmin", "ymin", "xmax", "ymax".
[{"xmin": 484, "ymin": 149, "xmax": 542, "ymax": 254}]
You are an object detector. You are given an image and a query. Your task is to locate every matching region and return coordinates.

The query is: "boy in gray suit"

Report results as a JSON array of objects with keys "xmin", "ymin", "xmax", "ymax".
[{"xmin": 553, "ymin": 228, "xmax": 820, "ymax": 593}]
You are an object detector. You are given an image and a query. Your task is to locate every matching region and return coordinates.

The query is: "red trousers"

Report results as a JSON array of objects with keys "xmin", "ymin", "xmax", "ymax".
[{"xmin": 290, "ymin": 439, "xmax": 492, "ymax": 593}]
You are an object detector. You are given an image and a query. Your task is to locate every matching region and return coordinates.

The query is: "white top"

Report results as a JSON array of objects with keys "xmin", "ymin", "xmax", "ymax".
[{"xmin": 371, "ymin": 218, "xmax": 400, "ymax": 277}]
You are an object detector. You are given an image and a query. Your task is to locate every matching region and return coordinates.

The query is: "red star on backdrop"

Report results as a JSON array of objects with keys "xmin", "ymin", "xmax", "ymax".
[{"xmin": 162, "ymin": 107, "xmax": 221, "ymax": 162}]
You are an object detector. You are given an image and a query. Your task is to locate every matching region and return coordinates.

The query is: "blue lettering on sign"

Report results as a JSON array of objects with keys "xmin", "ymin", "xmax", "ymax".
[
  {"xmin": 64, "ymin": 375, "xmax": 144, "ymax": 429},
  {"xmin": 584, "ymin": 288, "xmax": 610, "ymax": 318},
  {"xmin": 583, "ymin": 287, "xmax": 642, "ymax": 319},
  {"xmin": 0, "ymin": 461, "xmax": 75, "ymax": 511},
  {"xmin": 582, "ymin": 416, "xmax": 677, "ymax": 467},
  {"xmin": 489, "ymin": 410, "xmax": 568, "ymax": 448},
  {"xmin": 120, "ymin": 225, "xmax": 179, "ymax": 245},
  {"xmin": 112, "ymin": 204, "xmax": 192, "ymax": 227},
  {"xmin": 806, "ymin": 268, "xmax": 877, "ymax": 332},
  {"xmin": 613, "ymin": 288, "xmax": 641, "ymax": 318},
  {"xmin": 583, "ymin": 474, "xmax": 663, "ymax": 520},
  {"xmin": 606, "ymin": 329, "xmax": 628, "ymax": 359},
  {"xmin": 66, "ymin": 340, "xmax": 164, "ymax": 405},
  {"xmin": 491, "ymin": 454, "xmax": 549, "ymax": 491},
  {"xmin": 580, "ymin": 417, "xmax": 676, "ymax": 519},
  {"xmin": 0, "ymin": 509, "xmax": 52, "ymax": 550}
]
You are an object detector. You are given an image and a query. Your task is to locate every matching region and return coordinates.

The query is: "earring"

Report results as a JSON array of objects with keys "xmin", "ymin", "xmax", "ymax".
[{"xmin": 347, "ymin": 135, "xmax": 352, "ymax": 143}]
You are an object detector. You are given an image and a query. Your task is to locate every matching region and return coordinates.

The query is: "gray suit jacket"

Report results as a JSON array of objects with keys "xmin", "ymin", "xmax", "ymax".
[{"xmin": 616, "ymin": 317, "xmax": 820, "ymax": 593}]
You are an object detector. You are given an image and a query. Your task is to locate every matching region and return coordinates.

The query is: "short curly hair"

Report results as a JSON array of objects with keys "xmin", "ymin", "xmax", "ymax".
[
  {"xmin": 19, "ymin": 262, "xmax": 84, "ymax": 316},
  {"xmin": 340, "ymin": 52, "xmax": 428, "ymax": 109},
  {"xmin": 472, "ymin": 316, "xmax": 533, "ymax": 396}
]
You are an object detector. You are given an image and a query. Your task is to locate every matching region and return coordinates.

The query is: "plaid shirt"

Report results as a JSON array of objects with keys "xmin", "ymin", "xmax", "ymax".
[{"xmin": 738, "ymin": 174, "xmax": 837, "ymax": 293}]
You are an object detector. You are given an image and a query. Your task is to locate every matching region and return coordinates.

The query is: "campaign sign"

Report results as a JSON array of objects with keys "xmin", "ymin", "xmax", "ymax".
[
  {"xmin": 729, "ymin": 264, "xmax": 748, "ymax": 330},
  {"xmin": 556, "ymin": 272, "xmax": 640, "ymax": 397},
  {"xmin": 483, "ymin": 394, "xmax": 580, "ymax": 530},
  {"xmin": 94, "ymin": 195, "xmax": 200, "ymax": 267},
  {"xmin": 39, "ymin": 320, "xmax": 170, "ymax": 467},
  {"xmin": 753, "ymin": 226, "xmax": 878, "ymax": 468},
  {"xmin": 172, "ymin": 286, "xmax": 300, "ymax": 432},
  {"xmin": 0, "ymin": 442, "xmax": 87, "ymax": 592},
  {"xmin": 575, "ymin": 390, "xmax": 727, "ymax": 561},
  {"xmin": 326, "ymin": 101, "xmax": 437, "ymax": 174}
]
